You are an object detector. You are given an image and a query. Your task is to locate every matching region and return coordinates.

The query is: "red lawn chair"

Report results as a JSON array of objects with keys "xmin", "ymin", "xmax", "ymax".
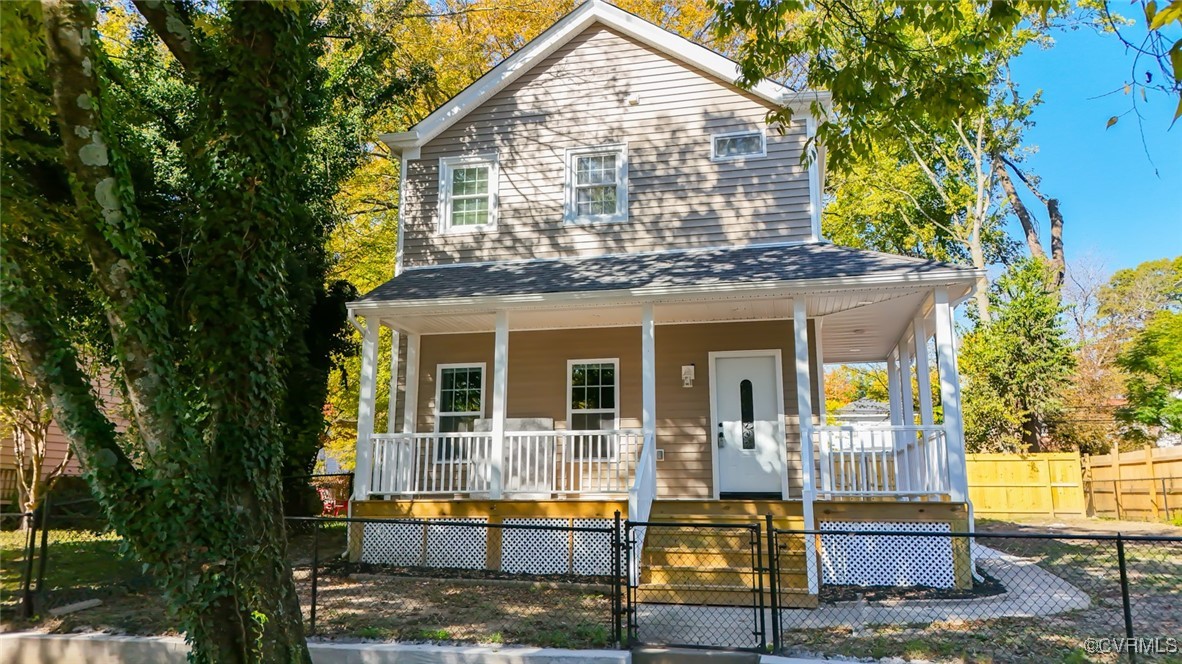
[{"xmin": 317, "ymin": 487, "xmax": 347, "ymax": 516}]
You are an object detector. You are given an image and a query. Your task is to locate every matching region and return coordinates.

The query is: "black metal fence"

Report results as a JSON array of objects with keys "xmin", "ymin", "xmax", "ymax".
[
  {"xmin": 771, "ymin": 527, "xmax": 1182, "ymax": 662},
  {"xmin": 0, "ymin": 501, "xmax": 152, "ymax": 622},
  {"xmin": 1085, "ymin": 476, "xmax": 1182, "ymax": 523},
  {"xmin": 284, "ymin": 514, "xmax": 625, "ymax": 647},
  {"xmin": 4, "ymin": 503, "xmax": 1180, "ymax": 660},
  {"xmin": 623, "ymin": 521, "xmax": 766, "ymax": 651}
]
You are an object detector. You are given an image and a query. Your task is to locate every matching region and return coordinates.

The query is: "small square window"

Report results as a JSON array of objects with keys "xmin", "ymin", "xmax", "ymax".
[
  {"xmin": 566, "ymin": 145, "xmax": 627, "ymax": 223},
  {"xmin": 712, "ymin": 130, "xmax": 766, "ymax": 161},
  {"xmin": 439, "ymin": 156, "xmax": 497, "ymax": 233}
]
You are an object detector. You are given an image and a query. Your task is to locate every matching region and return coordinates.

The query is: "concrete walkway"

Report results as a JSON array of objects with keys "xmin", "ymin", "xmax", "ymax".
[{"xmin": 635, "ymin": 545, "xmax": 1089, "ymax": 646}]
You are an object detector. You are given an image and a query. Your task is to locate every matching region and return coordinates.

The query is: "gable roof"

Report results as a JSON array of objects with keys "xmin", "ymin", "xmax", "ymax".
[
  {"xmin": 381, "ymin": 0, "xmax": 830, "ymax": 156},
  {"xmin": 354, "ymin": 243, "xmax": 981, "ymax": 308}
]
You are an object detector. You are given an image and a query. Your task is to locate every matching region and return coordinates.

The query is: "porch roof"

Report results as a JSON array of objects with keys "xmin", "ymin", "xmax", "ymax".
[{"xmin": 355, "ymin": 243, "xmax": 980, "ymax": 306}]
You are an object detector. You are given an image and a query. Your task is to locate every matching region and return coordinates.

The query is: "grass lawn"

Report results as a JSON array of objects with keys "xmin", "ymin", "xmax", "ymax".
[{"xmin": 1, "ymin": 523, "xmax": 616, "ymax": 649}]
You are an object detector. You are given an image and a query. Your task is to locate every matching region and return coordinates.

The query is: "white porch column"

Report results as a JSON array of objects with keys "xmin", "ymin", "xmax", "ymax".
[
  {"xmin": 402, "ymin": 332, "xmax": 420, "ymax": 434},
  {"xmin": 641, "ymin": 303, "xmax": 657, "ymax": 449},
  {"xmin": 810, "ymin": 319, "xmax": 826, "ymax": 422},
  {"xmin": 793, "ymin": 299, "xmax": 819, "ymax": 594},
  {"xmin": 490, "ymin": 311, "xmax": 509, "ymax": 499},
  {"xmin": 386, "ymin": 329, "xmax": 401, "ymax": 433},
  {"xmin": 810, "ymin": 319, "xmax": 830, "ymax": 494},
  {"xmin": 934, "ymin": 288, "xmax": 968, "ymax": 502},
  {"xmin": 353, "ymin": 317, "xmax": 379, "ymax": 500},
  {"xmin": 898, "ymin": 337, "xmax": 915, "ymax": 426},
  {"xmin": 886, "ymin": 350, "xmax": 903, "ymax": 426},
  {"xmin": 913, "ymin": 315, "xmax": 935, "ymax": 427}
]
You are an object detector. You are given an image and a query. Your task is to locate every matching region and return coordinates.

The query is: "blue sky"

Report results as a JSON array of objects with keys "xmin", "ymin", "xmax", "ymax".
[{"xmin": 1008, "ymin": 23, "xmax": 1181, "ymax": 275}]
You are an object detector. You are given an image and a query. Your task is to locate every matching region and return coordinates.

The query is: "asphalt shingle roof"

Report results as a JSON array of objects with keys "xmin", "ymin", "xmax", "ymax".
[{"xmin": 358, "ymin": 243, "xmax": 978, "ymax": 304}]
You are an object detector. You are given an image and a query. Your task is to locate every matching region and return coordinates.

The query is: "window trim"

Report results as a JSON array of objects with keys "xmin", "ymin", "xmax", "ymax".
[
  {"xmin": 710, "ymin": 129, "xmax": 767, "ymax": 162},
  {"xmin": 438, "ymin": 154, "xmax": 499, "ymax": 234},
  {"xmin": 564, "ymin": 144, "xmax": 629, "ymax": 224},
  {"xmin": 566, "ymin": 358, "xmax": 621, "ymax": 461},
  {"xmin": 433, "ymin": 362, "xmax": 487, "ymax": 463}
]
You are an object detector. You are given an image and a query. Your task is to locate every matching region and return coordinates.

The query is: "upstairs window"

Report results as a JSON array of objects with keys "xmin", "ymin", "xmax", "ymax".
[
  {"xmin": 565, "ymin": 144, "xmax": 628, "ymax": 223},
  {"xmin": 712, "ymin": 130, "xmax": 766, "ymax": 161},
  {"xmin": 439, "ymin": 155, "xmax": 497, "ymax": 233}
]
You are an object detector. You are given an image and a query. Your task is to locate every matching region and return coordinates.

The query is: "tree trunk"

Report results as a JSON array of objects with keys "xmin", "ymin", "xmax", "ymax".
[
  {"xmin": 183, "ymin": 516, "xmax": 311, "ymax": 664},
  {"xmin": 968, "ymin": 217, "xmax": 991, "ymax": 321}
]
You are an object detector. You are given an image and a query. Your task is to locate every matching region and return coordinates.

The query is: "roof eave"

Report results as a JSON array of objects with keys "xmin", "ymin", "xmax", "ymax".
[{"xmin": 347, "ymin": 267, "xmax": 985, "ymax": 314}]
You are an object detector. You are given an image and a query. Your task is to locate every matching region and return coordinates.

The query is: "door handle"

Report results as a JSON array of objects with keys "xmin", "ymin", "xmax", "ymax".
[{"xmin": 717, "ymin": 422, "xmax": 725, "ymax": 448}]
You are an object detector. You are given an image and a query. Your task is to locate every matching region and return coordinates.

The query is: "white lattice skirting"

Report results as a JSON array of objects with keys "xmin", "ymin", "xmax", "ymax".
[
  {"xmin": 360, "ymin": 518, "xmax": 488, "ymax": 569},
  {"xmin": 819, "ymin": 521, "xmax": 955, "ymax": 588},
  {"xmin": 501, "ymin": 518, "xmax": 615, "ymax": 575},
  {"xmin": 359, "ymin": 518, "xmax": 615, "ymax": 576}
]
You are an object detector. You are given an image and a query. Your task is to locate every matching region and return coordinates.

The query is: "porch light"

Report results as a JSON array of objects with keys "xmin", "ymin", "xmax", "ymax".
[{"xmin": 681, "ymin": 363, "xmax": 696, "ymax": 388}]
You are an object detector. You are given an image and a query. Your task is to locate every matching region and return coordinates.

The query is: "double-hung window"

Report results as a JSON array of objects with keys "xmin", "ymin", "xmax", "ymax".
[
  {"xmin": 568, "ymin": 359, "xmax": 619, "ymax": 459},
  {"xmin": 565, "ymin": 145, "xmax": 628, "ymax": 223},
  {"xmin": 435, "ymin": 364, "xmax": 484, "ymax": 461},
  {"xmin": 711, "ymin": 129, "xmax": 766, "ymax": 161},
  {"xmin": 439, "ymin": 155, "xmax": 497, "ymax": 232}
]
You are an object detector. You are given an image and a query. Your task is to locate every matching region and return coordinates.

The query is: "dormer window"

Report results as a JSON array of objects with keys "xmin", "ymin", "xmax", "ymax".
[
  {"xmin": 711, "ymin": 130, "xmax": 766, "ymax": 161},
  {"xmin": 565, "ymin": 144, "xmax": 628, "ymax": 223},
  {"xmin": 439, "ymin": 155, "xmax": 498, "ymax": 233}
]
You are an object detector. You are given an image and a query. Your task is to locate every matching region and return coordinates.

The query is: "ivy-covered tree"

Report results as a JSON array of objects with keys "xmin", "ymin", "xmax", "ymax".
[
  {"xmin": 960, "ymin": 259, "xmax": 1076, "ymax": 451},
  {"xmin": 1, "ymin": 0, "xmax": 421, "ymax": 660}
]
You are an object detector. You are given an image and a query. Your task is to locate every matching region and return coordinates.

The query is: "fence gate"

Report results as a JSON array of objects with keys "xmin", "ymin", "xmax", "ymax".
[{"xmin": 624, "ymin": 521, "xmax": 766, "ymax": 651}]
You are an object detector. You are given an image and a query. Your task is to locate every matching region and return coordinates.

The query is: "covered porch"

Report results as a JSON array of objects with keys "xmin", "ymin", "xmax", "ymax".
[{"xmin": 346, "ymin": 244, "xmax": 981, "ymax": 525}]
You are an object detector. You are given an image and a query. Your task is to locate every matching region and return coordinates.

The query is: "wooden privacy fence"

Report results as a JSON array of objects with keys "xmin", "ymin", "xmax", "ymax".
[
  {"xmin": 965, "ymin": 452, "xmax": 1086, "ymax": 519},
  {"xmin": 1084, "ymin": 445, "xmax": 1182, "ymax": 522}
]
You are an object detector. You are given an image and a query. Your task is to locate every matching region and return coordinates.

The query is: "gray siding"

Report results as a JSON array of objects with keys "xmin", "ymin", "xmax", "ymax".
[{"xmin": 402, "ymin": 25, "xmax": 814, "ymax": 268}]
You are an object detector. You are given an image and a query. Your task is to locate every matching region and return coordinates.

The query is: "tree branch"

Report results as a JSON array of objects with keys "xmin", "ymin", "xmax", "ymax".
[
  {"xmin": 130, "ymin": 0, "xmax": 200, "ymax": 75},
  {"xmin": 992, "ymin": 155, "xmax": 1047, "ymax": 261},
  {"xmin": 40, "ymin": 0, "xmax": 181, "ymax": 454},
  {"xmin": 0, "ymin": 256, "xmax": 141, "ymax": 490}
]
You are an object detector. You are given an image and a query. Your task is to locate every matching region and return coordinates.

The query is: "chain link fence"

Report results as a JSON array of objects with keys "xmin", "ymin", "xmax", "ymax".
[
  {"xmin": 0, "ymin": 500, "xmax": 153, "ymax": 622},
  {"xmin": 623, "ymin": 521, "xmax": 766, "ymax": 651},
  {"xmin": 772, "ymin": 527, "xmax": 1182, "ymax": 662},
  {"xmin": 2, "ymin": 498, "xmax": 1179, "ymax": 661},
  {"xmin": 284, "ymin": 515, "xmax": 625, "ymax": 647}
]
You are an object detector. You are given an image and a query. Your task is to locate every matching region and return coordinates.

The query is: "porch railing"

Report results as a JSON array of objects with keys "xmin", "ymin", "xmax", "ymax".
[
  {"xmin": 627, "ymin": 430, "xmax": 657, "ymax": 586},
  {"xmin": 814, "ymin": 425, "xmax": 949, "ymax": 498},
  {"xmin": 368, "ymin": 429, "xmax": 644, "ymax": 497}
]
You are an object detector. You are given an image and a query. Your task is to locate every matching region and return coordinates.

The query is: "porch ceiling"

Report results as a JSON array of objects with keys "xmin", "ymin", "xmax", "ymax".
[{"xmin": 378, "ymin": 284, "xmax": 940, "ymax": 362}]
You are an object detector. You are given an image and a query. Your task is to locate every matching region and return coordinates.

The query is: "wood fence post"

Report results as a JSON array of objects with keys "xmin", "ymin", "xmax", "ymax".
[
  {"xmin": 1145, "ymin": 444, "xmax": 1160, "ymax": 521},
  {"xmin": 1042, "ymin": 455, "xmax": 1055, "ymax": 517},
  {"xmin": 1112, "ymin": 441, "xmax": 1123, "ymax": 520},
  {"xmin": 1083, "ymin": 454, "xmax": 1094, "ymax": 516}
]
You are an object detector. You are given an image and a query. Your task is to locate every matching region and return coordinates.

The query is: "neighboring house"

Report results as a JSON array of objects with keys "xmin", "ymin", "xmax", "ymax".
[
  {"xmin": 833, "ymin": 399, "xmax": 891, "ymax": 425},
  {"xmin": 346, "ymin": 1, "xmax": 981, "ymax": 602},
  {"xmin": 0, "ymin": 422, "xmax": 83, "ymax": 508}
]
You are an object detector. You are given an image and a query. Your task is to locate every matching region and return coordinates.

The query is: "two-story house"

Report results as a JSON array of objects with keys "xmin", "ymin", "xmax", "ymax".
[{"xmin": 345, "ymin": 1, "xmax": 982, "ymax": 604}]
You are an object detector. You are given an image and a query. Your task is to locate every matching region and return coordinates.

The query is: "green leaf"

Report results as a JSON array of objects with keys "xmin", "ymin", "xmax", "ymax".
[
  {"xmin": 1106, "ymin": 115, "xmax": 1119, "ymax": 128},
  {"xmin": 1145, "ymin": 0, "xmax": 1158, "ymax": 26},
  {"xmin": 1149, "ymin": 1, "xmax": 1182, "ymax": 29},
  {"xmin": 1173, "ymin": 96, "xmax": 1182, "ymax": 122}
]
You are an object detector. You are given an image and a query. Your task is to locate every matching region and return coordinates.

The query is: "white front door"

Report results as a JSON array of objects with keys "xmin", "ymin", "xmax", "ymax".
[{"xmin": 713, "ymin": 354, "xmax": 785, "ymax": 497}]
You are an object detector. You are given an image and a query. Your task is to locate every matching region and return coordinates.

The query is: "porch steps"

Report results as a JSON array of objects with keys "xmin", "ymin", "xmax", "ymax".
[{"xmin": 635, "ymin": 500, "xmax": 816, "ymax": 608}]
